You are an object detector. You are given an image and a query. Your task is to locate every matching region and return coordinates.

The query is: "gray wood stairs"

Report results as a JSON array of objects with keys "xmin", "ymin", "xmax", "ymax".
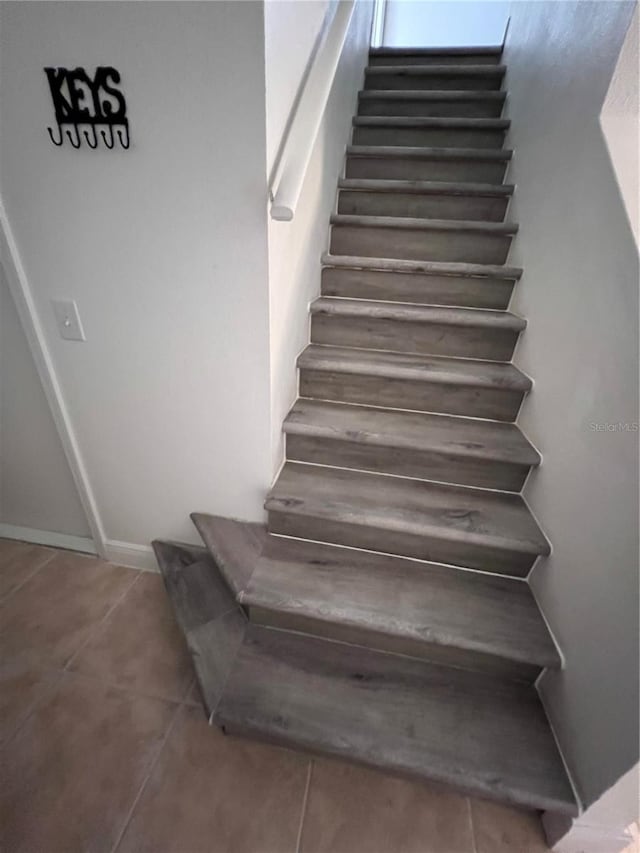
[{"xmin": 153, "ymin": 46, "xmax": 577, "ymax": 818}]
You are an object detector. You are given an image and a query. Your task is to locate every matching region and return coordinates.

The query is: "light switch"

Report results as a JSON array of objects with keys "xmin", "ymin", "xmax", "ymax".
[{"xmin": 52, "ymin": 299, "xmax": 86, "ymax": 342}]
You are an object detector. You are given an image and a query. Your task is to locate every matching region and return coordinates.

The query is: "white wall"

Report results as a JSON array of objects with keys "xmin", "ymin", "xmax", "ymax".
[
  {"xmin": 0, "ymin": 1, "xmax": 272, "ymax": 554},
  {"xmin": 383, "ymin": 1, "xmax": 509, "ymax": 48},
  {"xmin": 0, "ymin": 265, "xmax": 90, "ymax": 539},
  {"xmin": 502, "ymin": 0, "xmax": 639, "ymax": 810},
  {"xmin": 266, "ymin": 0, "xmax": 374, "ymax": 474},
  {"xmin": 265, "ymin": 0, "xmax": 332, "ymax": 177}
]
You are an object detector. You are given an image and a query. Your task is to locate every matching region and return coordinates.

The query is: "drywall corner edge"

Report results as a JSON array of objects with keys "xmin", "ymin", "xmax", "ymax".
[{"xmin": 0, "ymin": 199, "xmax": 106, "ymax": 556}]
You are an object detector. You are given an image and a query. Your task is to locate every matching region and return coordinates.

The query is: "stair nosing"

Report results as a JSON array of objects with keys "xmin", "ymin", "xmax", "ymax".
[
  {"xmin": 297, "ymin": 344, "xmax": 532, "ymax": 392},
  {"xmin": 283, "ymin": 399, "xmax": 540, "ymax": 466},
  {"xmin": 310, "ymin": 297, "xmax": 526, "ymax": 330},
  {"xmin": 321, "ymin": 253, "xmax": 523, "ymax": 280},
  {"xmin": 346, "ymin": 144, "xmax": 512, "ymax": 160},
  {"xmin": 338, "ymin": 178, "xmax": 514, "ymax": 197},
  {"xmin": 330, "ymin": 214, "xmax": 518, "ymax": 235}
]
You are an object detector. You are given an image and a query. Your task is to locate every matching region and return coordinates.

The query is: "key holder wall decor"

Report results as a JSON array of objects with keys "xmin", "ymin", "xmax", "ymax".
[{"xmin": 45, "ymin": 66, "xmax": 130, "ymax": 150}]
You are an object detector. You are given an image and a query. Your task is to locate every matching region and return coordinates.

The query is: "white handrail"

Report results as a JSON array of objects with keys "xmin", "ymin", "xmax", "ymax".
[
  {"xmin": 370, "ymin": 0, "xmax": 387, "ymax": 49},
  {"xmin": 269, "ymin": 0, "xmax": 356, "ymax": 222}
]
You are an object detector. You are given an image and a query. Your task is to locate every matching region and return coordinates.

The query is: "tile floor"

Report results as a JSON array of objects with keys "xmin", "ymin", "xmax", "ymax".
[{"xmin": 0, "ymin": 538, "xmax": 561, "ymax": 852}]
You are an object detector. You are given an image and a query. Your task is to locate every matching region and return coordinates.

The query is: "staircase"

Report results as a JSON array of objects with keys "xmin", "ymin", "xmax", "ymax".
[{"xmin": 154, "ymin": 45, "xmax": 577, "ymax": 817}]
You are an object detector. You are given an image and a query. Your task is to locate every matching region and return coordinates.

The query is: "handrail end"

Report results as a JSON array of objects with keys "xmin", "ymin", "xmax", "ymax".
[{"xmin": 270, "ymin": 204, "xmax": 294, "ymax": 222}]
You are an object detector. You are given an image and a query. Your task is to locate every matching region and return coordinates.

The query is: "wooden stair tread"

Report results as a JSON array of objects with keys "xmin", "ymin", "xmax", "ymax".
[
  {"xmin": 284, "ymin": 399, "xmax": 539, "ymax": 466},
  {"xmin": 215, "ymin": 626, "xmax": 576, "ymax": 815},
  {"xmin": 322, "ymin": 253, "xmax": 523, "ymax": 280},
  {"xmin": 330, "ymin": 214, "xmax": 518, "ymax": 234},
  {"xmin": 266, "ymin": 462, "xmax": 550, "ymax": 558},
  {"xmin": 353, "ymin": 116, "xmax": 510, "ymax": 128},
  {"xmin": 366, "ymin": 64, "xmax": 506, "ymax": 76},
  {"xmin": 359, "ymin": 90, "xmax": 507, "ymax": 101},
  {"xmin": 242, "ymin": 535, "xmax": 558, "ymax": 669},
  {"xmin": 298, "ymin": 344, "xmax": 532, "ymax": 391},
  {"xmin": 338, "ymin": 178, "xmax": 514, "ymax": 197},
  {"xmin": 310, "ymin": 297, "xmax": 526, "ymax": 331},
  {"xmin": 346, "ymin": 144, "xmax": 512, "ymax": 161}
]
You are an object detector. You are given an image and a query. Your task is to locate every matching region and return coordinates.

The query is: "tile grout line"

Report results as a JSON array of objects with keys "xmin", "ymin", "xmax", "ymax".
[
  {"xmin": 109, "ymin": 699, "xmax": 184, "ymax": 853},
  {"xmin": 110, "ymin": 666, "xmax": 199, "ymax": 853},
  {"xmin": 63, "ymin": 568, "xmax": 142, "ymax": 672},
  {"xmin": 295, "ymin": 759, "xmax": 314, "ymax": 853},
  {"xmin": 0, "ymin": 550, "xmax": 58, "ymax": 607},
  {"xmin": 1, "ymin": 566, "xmax": 144, "ymax": 755},
  {"xmin": 467, "ymin": 796, "xmax": 479, "ymax": 853}
]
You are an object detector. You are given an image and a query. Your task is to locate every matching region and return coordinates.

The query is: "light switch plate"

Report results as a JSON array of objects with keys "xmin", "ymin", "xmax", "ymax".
[{"xmin": 52, "ymin": 299, "xmax": 86, "ymax": 342}]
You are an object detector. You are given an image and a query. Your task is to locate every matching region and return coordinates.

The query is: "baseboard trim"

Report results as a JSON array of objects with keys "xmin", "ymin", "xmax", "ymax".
[
  {"xmin": 0, "ymin": 524, "xmax": 97, "ymax": 555},
  {"xmin": 0, "ymin": 526, "xmax": 159, "ymax": 572},
  {"xmin": 103, "ymin": 540, "xmax": 158, "ymax": 572}
]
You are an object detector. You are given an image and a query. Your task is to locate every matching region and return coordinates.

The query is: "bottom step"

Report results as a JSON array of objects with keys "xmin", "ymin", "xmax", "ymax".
[
  {"xmin": 153, "ymin": 540, "xmax": 576, "ymax": 818},
  {"xmin": 218, "ymin": 625, "xmax": 577, "ymax": 817}
]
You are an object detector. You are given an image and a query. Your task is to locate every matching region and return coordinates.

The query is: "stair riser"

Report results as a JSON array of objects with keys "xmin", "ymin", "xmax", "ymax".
[
  {"xmin": 330, "ymin": 225, "xmax": 512, "ymax": 265},
  {"xmin": 345, "ymin": 156, "xmax": 507, "ymax": 183},
  {"xmin": 352, "ymin": 125, "xmax": 506, "ymax": 148},
  {"xmin": 364, "ymin": 72, "xmax": 504, "ymax": 92},
  {"xmin": 358, "ymin": 98, "xmax": 504, "ymax": 118},
  {"xmin": 338, "ymin": 190, "xmax": 509, "ymax": 222},
  {"xmin": 368, "ymin": 55, "xmax": 503, "ymax": 67},
  {"xmin": 286, "ymin": 434, "xmax": 532, "ymax": 492},
  {"xmin": 249, "ymin": 606, "xmax": 541, "ymax": 683},
  {"xmin": 299, "ymin": 370, "xmax": 525, "ymax": 421},
  {"xmin": 311, "ymin": 314, "xmax": 520, "ymax": 361},
  {"xmin": 321, "ymin": 268, "xmax": 515, "ymax": 310},
  {"xmin": 267, "ymin": 511, "xmax": 536, "ymax": 576},
  {"xmin": 366, "ymin": 74, "xmax": 504, "ymax": 93}
]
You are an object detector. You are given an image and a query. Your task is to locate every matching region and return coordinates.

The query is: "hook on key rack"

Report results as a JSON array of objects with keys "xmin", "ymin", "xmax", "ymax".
[
  {"xmin": 47, "ymin": 124, "xmax": 64, "ymax": 146},
  {"xmin": 99, "ymin": 125, "xmax": 115, "ymax": 150},
  {"xmin": 65, "ymin": 125, "xmax": 81, "ymax": 149},
  {"xmin": 115, "ymin": 124, "xmax": 130, "ymax": 150},
  {"xmin": 83, "ymin": 125, "xmax": 98, "ymax": 149}
]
